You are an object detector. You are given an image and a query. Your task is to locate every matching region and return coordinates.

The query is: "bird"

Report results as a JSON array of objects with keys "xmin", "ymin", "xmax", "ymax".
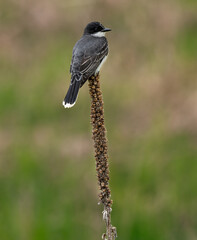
[{"xmin": 62, "ymin": 21, "xmax": 111, "ymax": 108}]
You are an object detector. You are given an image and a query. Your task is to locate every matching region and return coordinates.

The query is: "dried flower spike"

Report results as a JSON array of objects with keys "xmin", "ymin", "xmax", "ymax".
[{"xmin": 89, "ymin": 74, "xmax": 117, "ymax": 240}]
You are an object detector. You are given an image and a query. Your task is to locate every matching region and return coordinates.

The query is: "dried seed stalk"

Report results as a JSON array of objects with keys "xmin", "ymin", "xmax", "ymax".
[{"xmin": 88, "ymin": 75, "xmax": 117, "ymax": 240}]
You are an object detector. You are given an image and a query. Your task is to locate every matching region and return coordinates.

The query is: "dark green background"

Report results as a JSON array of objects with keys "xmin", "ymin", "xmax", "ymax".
[{"xmin": 0, "ymin": 0, "xmax": 197, "ymax": 239}]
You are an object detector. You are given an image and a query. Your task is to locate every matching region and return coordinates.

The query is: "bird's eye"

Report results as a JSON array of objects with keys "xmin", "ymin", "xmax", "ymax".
[{"xmin": 97, "ymin": 26, "xmax": 102, "ymax": 32}]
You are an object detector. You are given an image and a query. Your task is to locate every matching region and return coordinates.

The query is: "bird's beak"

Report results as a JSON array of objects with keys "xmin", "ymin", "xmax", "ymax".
[{"xmin": 102, "ymin": 28, "xmax": 111, "ymax": 32}]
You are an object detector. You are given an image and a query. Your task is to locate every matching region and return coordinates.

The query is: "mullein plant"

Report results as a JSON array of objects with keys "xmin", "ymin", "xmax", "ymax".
[{"xmin": 88, "ymin": 75, "xmax": 117, "ymax": 240}]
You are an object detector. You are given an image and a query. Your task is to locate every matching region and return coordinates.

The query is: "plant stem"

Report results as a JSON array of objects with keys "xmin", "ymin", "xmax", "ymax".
[{"xmin": 88, "ymin": 75, "xmax": 117, "ymax": 240}]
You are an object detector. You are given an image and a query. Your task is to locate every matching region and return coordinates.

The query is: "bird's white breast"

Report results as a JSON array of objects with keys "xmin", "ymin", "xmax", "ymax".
[{"xmin": 95, "ymin": 55, "xmax": 108, "ymax": 74}]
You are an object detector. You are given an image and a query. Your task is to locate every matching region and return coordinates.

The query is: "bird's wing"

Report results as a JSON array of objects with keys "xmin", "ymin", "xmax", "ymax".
[
  {"xmin": 79, "ymin": 41, "xmax": 108, "ymax": 75},
  {"xmin": 70, "ymin": 49, "xmax": 75, "ymax": 73}
]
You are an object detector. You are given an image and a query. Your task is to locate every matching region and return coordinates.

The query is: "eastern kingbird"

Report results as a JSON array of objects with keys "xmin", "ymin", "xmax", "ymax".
[{"xmin": 63, "ymin": 21, "xmax": 111, "ymax": 108}]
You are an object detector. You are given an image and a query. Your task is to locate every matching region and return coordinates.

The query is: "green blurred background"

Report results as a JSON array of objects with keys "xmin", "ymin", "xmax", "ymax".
[{"xmin": 0, "ymin": 0, "xmax": 197, "ymax": 239}]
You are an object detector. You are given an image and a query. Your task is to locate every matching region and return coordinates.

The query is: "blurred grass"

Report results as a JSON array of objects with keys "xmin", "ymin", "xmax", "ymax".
[
  {"xmin": 0, "ymin": 0, "xmax": 197, "ymax": 239},
  {"xmin": 177, "ymin": 24, "xmax": 197, "ymax": 61}
]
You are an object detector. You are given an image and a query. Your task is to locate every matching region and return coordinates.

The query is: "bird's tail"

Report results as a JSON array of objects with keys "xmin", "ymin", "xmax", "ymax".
[{"xmin": 62, "ymin": 73, "xmax": 82, "ymax": 108}]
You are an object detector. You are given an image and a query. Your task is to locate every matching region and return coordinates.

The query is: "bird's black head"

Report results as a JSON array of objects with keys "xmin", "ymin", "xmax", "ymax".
[{"xmin": 84, "ymin": 22, "xmax": 111, "ymax": 35}]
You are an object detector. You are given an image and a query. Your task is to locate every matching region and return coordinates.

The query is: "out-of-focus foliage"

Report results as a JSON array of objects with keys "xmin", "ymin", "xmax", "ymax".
[{"xmin": 0, "ymin": 0, "xmax": 197, "ymax": 239}]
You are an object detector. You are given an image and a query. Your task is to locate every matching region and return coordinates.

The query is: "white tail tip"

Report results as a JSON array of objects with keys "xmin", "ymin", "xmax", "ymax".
[{"xmin": 62, "ymin": 101, "xmax": 75, "ymax": 108}]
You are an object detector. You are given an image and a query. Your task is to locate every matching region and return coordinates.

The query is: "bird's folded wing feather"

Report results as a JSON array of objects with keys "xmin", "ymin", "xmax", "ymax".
[{"xmin": 79, "ymin": 41, "xmax": 108, "ymax": 74}]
